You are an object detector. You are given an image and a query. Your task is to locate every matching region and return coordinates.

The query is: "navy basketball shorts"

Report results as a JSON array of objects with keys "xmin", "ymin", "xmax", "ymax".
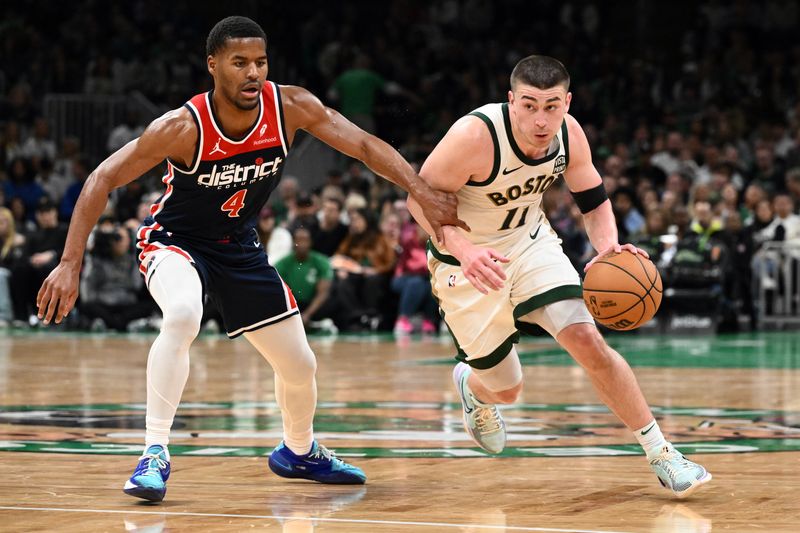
[{"xmin": 136, "ymin": 219, "xmax": 298, "ymax": 338}]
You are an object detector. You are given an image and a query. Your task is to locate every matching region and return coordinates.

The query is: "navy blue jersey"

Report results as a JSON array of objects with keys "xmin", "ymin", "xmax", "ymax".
[{"xmin": 141, "ymin": 82, "xmax": 289, "ymax": 241}]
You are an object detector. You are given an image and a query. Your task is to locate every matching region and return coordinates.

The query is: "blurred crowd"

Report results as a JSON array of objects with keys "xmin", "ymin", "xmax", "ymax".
[{"xmin": 1, "ymin": 1, "xmax": 799, "ymax": 332}]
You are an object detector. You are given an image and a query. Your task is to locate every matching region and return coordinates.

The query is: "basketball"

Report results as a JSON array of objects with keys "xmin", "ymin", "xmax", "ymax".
[{"xmin": 582, "ymin": 251, "xmax": 662, "ymax": 331}]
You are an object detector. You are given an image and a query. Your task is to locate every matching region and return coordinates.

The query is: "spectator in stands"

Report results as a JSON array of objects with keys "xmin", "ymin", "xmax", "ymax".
[
  {"xmin": 79, "ymin": 224, "xmax": 153, "ymax": 331},
  {"xmin": 53, "ymin": 137, "xmax": 81, "ymax": 185},
  {"xmin": 742, "ymin": 183, "xmax": 768, "ymax": 225},
  {"xmin": 687, "ymin": 200, "xmax": 726, "ymax": 258},
  {"xmin": 312, "ymin": 197, "xmax": 348, "ymax": 257},
  {"xmin": 651, "ymin": 131, "xmax": 684, "ymax": 176},
  {"xmin": 255, "ymin": 206, "xmax": 292, "ymax": 264},
  {"xmin": 35, "ymin": 158, "xmax": 69, "ymax": 206},
  {"xmin": 611, "ymin": 187, "xmax": 645, "ymax": 240},
  {"xmin": 288, "ymin": 192, "xmax": 319, "ymax": 232},
  {"xmin": 22, "ymin": 117, "xmax": 57, "ymax": 167},
  {"xmin": 748, "ymin": 199, "xmax": 779, "ymax": 251},
  {"xmin": 275, "ymin": 226, "xmax": 334, "ymax": 329},
  {"xmin": 770, "ymin": 193, "xmax": 800, "ymax": 243},
  {"xmin": 0, "ymin": 207, "xmax": 26, "ymax": 325},
  {"xmin": 8, "ymin": 197, "xmax": 30, "ymax": 233},
  {"xmin": 392, "ymin": 221, "xmax": 437, "ymax": 335},
  {"xmin": 751, "ymin": 146, "xmax": 785, "ymax": 195},
  {"xmin": 1, "ymin": 122, "xmax": 24, "ymax": 164},
  {"xmin": 10, "ymin": 197, "xmax": 67, "ymax": 324},
  {"xmin": 7, "ymin": 157, "xmax": 46, "ymax": 220},
  {"xmin": 107, "ymin": 109, "xmax": 145, "ymax": 154},
  {"xmin": 717, "ymin": 182, "xmax": 749, "ymax": 224},
  {"xmin": 633, "ymin": 208, "xmax": 670, "ymax": 266},
  {"xmin": 331, "ymin": 208, "xmax": 396, "ymax": 330}
]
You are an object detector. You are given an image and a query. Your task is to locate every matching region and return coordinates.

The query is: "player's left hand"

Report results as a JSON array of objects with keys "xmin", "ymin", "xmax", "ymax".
[
  {"xmin": 583, "ymin": 243, "xmax": 649, "ymax": 273},
  {"xmin": 414, "ymin": 189, "xmax": 470, "ymax": 245}
]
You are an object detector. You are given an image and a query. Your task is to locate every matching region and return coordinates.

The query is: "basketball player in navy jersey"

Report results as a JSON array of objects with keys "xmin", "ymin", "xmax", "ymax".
[{"xmin": 36, "ymin": 16, "xmax": 467, "ymax": 502}]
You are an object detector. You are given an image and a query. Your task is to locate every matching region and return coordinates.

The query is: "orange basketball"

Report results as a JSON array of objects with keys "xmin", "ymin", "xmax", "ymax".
[{"xmin": 582, "ymin": 251, "xmax": 662, "ymax": 331}]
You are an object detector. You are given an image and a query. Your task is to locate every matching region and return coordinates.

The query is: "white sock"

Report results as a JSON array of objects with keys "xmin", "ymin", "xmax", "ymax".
[
  {"xmin": 275, "ymin": 374, "xmax": 315, "ymax": 455},
  {"xmin": 634, "ymin": 420, "xmax": 668, "ymax": 459},
  {"xmin": 143, "ymin": 253, "xmax": 202, "ymax": 452},
  {"xmin": 244, "ymin": 315, "xmax": 317, "ymax": 457}
]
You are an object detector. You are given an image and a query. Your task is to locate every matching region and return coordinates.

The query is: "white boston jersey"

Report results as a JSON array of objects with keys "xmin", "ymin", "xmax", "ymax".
[{"xmin": 433, "ymin": 102, "xmax": 569, "ymax": 258}]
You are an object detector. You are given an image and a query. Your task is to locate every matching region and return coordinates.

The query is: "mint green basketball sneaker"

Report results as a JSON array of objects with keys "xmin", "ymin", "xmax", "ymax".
[
  {"xmin": 649, "ymin": 444, "xmax": 712, "ymax": 498},
  {"xmin": 452, "ymin": 362, "xmax": 506, "ymax": 454}
]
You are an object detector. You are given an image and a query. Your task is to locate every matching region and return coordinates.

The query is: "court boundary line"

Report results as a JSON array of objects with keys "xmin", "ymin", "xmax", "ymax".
[{"xmin": 0, "ymin": 505, "xmax": 632, "ymax": 533}]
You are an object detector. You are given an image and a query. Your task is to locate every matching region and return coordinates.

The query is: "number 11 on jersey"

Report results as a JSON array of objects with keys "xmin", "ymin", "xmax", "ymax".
[
  {"xmin": 498, "ymin": 205, "xmax": 529, "ymax": 230},
  {"xmin": 221, "ymin": 189, "xmax": 247, "ymax": 218}
]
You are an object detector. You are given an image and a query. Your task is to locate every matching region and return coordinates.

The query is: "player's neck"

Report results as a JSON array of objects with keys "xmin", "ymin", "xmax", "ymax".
[{"xmin": 211, "ymin": 90, "xmax": 260, "ymax": 139}]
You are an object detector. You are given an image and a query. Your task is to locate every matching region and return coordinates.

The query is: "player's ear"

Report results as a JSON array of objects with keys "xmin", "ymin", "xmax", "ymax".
[
  {"xmin": 565, "ymin": 91, "xmax": 572, "ymax": 112},
  {"xmin": 207, "ymin": 55, "xmax": 216, "ymax": 76},
  {"xmin": 508, "ymin": 90, "xmax": 514, "ymax": 105}
]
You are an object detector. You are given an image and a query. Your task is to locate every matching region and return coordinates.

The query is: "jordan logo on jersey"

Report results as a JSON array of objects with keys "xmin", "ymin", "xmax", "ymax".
[{"xmin": 210, "ymin": 138, "xmax": 227, "ymax": 156}]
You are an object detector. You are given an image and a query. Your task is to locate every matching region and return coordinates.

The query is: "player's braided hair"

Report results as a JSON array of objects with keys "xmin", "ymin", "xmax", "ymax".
[
  {"xmin": 206, "ymin": 16, "xmax": 267, "ymax": 56},
  {"xmin": 510, "ymin": 55, "xmax": 570, "ymax": 91}
]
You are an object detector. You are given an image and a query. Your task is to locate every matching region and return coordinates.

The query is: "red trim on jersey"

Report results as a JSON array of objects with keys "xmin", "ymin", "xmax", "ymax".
[
  {"xmin": 137, "ymin": 242, "xmax": 195, "ymax": 275},
  {"xmin": 194, "ymin": 86, "xmax": 283, "ymax": 163},
  {"xmin": 149, "ymin": 163, "xmax": 175, "ymax": 221},
  {"xmin": 282, "ymin": 280, "xmax": 298, "ymax": 310}
]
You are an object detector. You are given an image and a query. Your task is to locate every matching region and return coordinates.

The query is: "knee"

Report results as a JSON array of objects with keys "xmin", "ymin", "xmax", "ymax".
[
  {"xmin": 492, "ymin": 381, "xmax": 523, "ymax": 404},
  {"xmin": 280, "ymin": 347, "xmax": 317, "ymax": 385},
  {"xmin": 161, "ymin": 301, "xmax": 202, "ymax": 338},
  {"xmin": 560, "ymin": 324, "xmax": 614, "ymax": 371}
]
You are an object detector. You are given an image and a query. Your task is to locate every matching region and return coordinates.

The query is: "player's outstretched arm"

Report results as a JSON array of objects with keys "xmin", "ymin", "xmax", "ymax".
[
  {"xmin": 280, "ymin": 85, "xmax": 468, "ymax": 243},
  {"xmin": 407, "ymin": 116, "xmax": 509, "ymax": 294},
  {"xmin": 562, "ymin": 115, "xmax": 648, "ymax": 272},
  {"xmin": 36, "ymin": 109, "xmax": 197, "ymax": 325}
]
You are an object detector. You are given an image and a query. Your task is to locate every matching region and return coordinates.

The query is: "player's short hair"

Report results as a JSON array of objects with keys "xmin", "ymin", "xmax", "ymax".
[
  {"xmin": 510, "ymin": 55, "xmax": 570, "ymax": 91},
  {"xmin": 206, "ymin": 16, "xmax": 267, "ymax": 56}
]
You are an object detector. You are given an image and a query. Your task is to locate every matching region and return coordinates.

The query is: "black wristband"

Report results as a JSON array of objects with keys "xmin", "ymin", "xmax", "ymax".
[{"xmin": 571, "ymin": 183, "xmax": 608, "ymax": 214}]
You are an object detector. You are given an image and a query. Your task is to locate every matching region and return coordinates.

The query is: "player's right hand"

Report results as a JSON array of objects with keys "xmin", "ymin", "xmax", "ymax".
[
  {"xmin": 36, "ymin": 261, "xmax": 81, "ymax": 325},
  {"xmin": 457, "ymin": 244, "xmax": 509, "ymax": 294}
]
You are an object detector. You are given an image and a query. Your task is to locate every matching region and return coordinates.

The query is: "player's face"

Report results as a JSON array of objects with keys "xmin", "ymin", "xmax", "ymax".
[
  {"xmin": 508, "ymin": 83, "xmax": 571, "ymax": 152},
  {"xmin": 208, "ymin": 38, "xmax": 268, "ymax": 111}
]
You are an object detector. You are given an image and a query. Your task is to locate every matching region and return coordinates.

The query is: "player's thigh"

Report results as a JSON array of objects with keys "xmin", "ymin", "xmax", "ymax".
[
  {"xmin": 429, "ymin": 258, "xmax": 516, "ymax": 361},
  {"xmin": 519, "ymin": 298, "xmax": 594, "ymax": 339},
  {"xmin": 510, "ymin": 236, "xmax": 584, "ymax": 325}
]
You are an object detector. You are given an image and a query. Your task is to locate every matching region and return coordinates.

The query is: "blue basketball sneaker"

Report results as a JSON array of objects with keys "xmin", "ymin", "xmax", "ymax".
[
  {"xmin": 268, "ymin": 441, "xmax": 366, "ymax": 484},
  {"xmin": 123, "ymin": 445, "xmax": 171, "ymax": 502}
]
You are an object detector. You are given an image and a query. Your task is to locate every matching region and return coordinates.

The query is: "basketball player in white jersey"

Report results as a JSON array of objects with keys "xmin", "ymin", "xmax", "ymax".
[
  {"xmin": 407, "ymin": 55, "xmax": 711, "ymax": 498},
  {"xmin": 36, "ymin": 16, "xmax": 467, "ymax": 502}
]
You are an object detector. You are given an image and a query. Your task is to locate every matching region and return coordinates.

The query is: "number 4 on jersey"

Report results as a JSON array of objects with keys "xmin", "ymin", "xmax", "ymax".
[{"xmin": 221, "ymin": 189, "xmax": 247, "ymax": 218}]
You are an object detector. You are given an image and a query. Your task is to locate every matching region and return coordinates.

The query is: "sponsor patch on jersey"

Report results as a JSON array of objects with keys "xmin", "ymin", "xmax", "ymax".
[{"xmin": 553, "ymin": 155, "xmax": 567, "ymax": 174}]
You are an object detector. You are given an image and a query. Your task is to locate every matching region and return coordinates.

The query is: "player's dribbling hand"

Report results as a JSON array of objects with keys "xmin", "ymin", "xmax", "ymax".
[
  {"xmin": 36, "ymin": 261, "xmax": 81, "ymax": 325},
  {"xmin": 457, "ymin": 244, "xmax": 509, "ymax": 294},
  {"xmin": 416, "ymin": 189, "xmax": 470, "ymax": 245},
  {"xmin": 583, "ymin": 243, "xmax": 649, "ymax": 273}
]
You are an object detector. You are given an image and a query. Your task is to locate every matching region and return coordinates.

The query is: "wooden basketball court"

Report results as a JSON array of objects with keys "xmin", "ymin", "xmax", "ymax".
[{"xmin": 1, "ymin": 329, "xmax": 799, "ymax": 532}]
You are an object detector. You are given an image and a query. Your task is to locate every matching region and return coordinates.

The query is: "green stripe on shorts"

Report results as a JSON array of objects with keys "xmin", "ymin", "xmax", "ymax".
[{"xmin": 513, "ymin": 285, "xmax": 584, "ymax": 320}]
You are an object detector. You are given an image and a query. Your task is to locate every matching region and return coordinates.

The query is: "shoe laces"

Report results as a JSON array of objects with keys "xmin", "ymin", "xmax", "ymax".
[
  {"xmin": 309, "ymin": 444, "xmax": 336, "ymax": 462},
  {"xmin": 141, "ymin": 452, "xmax": 167, "ymax": 473},
  {"xmin": 474, "ymin": 404, "xmax": 502, "ymax": 434},
  {"xmin": 651, "ymin": 447, "xmax": 693, "ymax": 479}
]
